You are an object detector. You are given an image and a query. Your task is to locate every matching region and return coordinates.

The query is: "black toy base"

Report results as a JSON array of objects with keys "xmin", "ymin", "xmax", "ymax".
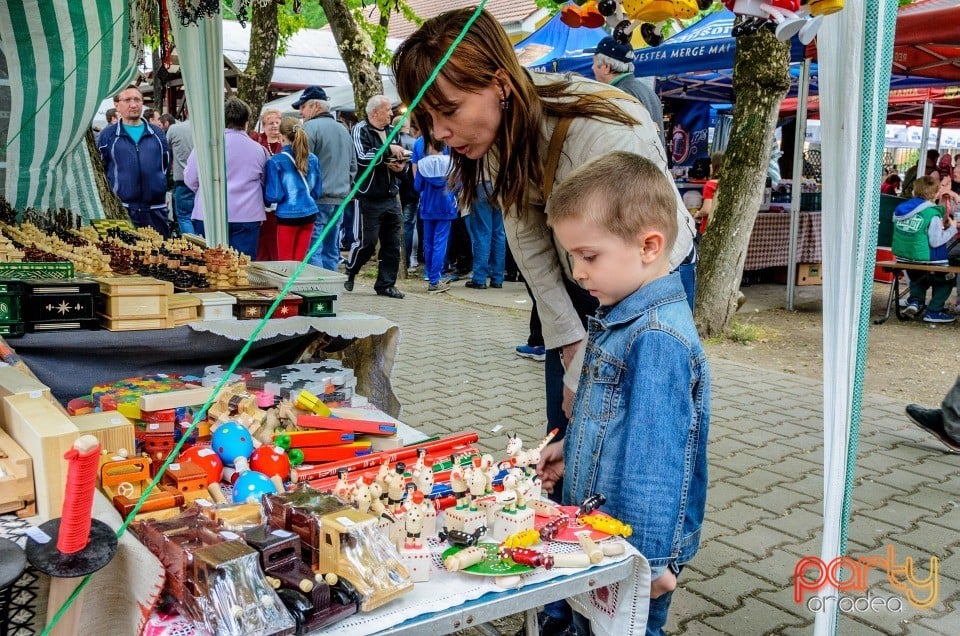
[
  {"xmin": 25, "ymin": 518, "xmax": 117, "ymax": 578},
  {"xmin": 0, "ymin": 537, "xmax": 27, "ymax": 590}
]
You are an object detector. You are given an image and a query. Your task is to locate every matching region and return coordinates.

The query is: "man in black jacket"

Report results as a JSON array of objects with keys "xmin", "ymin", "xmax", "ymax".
[{"xmin": 344, "ymin": 95, "xmax": 409, "ymax": 299}]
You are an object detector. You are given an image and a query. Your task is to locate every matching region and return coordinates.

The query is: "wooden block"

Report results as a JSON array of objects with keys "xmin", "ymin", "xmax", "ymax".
[
  {"xmin": 93, "ymin": 275, "xmax": 174, "ymax": 297},
  {"xmin": 0, "ymin": 365, "xmax": 50, "ymax": 403},
  {"xmin": 98, "ymin": 314, "xmax": 172, "ymax": 331},
  {"xmin": 139, "ymin": 386, "xmax": 215, "ymax": 411},
  {"xmin": 70, "ymin": 411, "xmax": 136, "ymax": 456},
  {"xmin": 2, "ymin": 393, "xmax": 79, "ymax": 520},
  {"xmin": 297, "ymin": 414, "xmax": 397, "ymax": 436},
  {"xmin": 97, "ymin": 293, "xmax": 168, "ymax": 319},
  {"xmin": 167, "ymin": 293, "xmax": 201, "ymax": 326},
  {"xmin": 280, "ymin": 429, "xmax": 354, "ymax": 448},
  {"xmin": 298, "ymin": 441, "xmax": 372, "ymax": 462},
  {"xmin": 0, "ymin": 427, "xmax": 35, "ymax": 517}
]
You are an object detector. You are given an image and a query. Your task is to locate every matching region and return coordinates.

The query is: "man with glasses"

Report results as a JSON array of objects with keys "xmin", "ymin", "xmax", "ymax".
[{"xmin": 98, "ymin": 85, "xmax": 172, "ymax": 237}]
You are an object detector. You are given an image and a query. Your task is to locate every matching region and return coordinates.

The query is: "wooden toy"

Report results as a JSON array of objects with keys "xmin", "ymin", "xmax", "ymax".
[
  {"xmin": 99, "ymin": 455, "xmax": 183, "ymax": 520},
  {"xmin": 294, "ymin": 389, "xmax": 332, "ymax": 417},
  {"xmin": 298, "ymin": 442, "xmax": 372, "ymax": 462},
  {"xmin": 576, "ymin": 531, "xmax": 603, "ymax": 564},
  {"xmin": 442, "ymin": 545, "xmax": 486, "ymax": 572},
  {"xmin": 70, "ymin": 411, "xmax": 136, "ymax": 456},
  {"xmin": 0, "ymin": 428, "xmax": 35, "ymax": 516},
  {"xmin": 2, "ymin": 392, "xmax": 79, "ymax": 519},
  {"xmin": 297, "ymin": 414, "xmax": 396, "ymax": 436},
  {"xmin": 442, "ymin": 543, "xmax": 534, "ymax": 577},
  {"xmin": 316, "ymin": 508, "xmax": 413, "ymax": 612},
  {"xmin": 161, "ymin": 462, "xmax": 210, "ymax": 505},
  {"xmin": 250, "ymin": 444, "xmax": 292, "ymax": 481},
  {"xmin": 243, "ymin": 525, "xmax": 359, "ymax": 633},
  {"xmin": 438, "ymin": 525, "xmax": 487, "ymax": 548},
  {"xmin": 384, "ymin": 462, "xmax": 406, "ymax": 512},
  {"xmin": 178, "ymin": 446, "xmax": 223, "ymax": 484},
  {"xmin": 578, "ymin": 513, "xmax": 633, "ymax": 537},
  {"xmin": 279, "ymin": 429, "xmax": 354, "ymax": 448},
  {"xmin": 350, "ymin": 477, "xmax": 372, "ymax": 514},
  {"xmin": 499, "ymin": 547, "xmax": 554, "ymax": 570},
  {"xmin": 333, "ymin": 468, "xmax": 352, "ymax": 500},
  {"xmin": 501, "ymin": 529, "xmax": 541, "ymax": 550},
  {"xmin": 210, "ymin": 421, "xmax": 254, "ymax": 467}
]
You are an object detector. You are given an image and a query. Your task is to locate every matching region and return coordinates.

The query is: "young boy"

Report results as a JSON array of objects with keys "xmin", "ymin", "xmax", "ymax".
[
  {"xmin": 538, "ymin": 151, "xmax": 710, "ymax": 635},
  {"xmin": 892, "ymin": 174, "xmax": 958, "ymax": 324},
  {"xmin": 414, "ymin": 138, "xmax": 458, "ymax": 293}
]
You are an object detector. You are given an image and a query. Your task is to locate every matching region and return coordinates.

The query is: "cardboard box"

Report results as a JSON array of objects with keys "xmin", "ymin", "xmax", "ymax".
[
  {"xmin": 797, "ymin": 263, "xmax": 822, "ymax": 286},
  {"xmin": 3, "ymin": 392, "xmax": 80, "ymax": 519}
]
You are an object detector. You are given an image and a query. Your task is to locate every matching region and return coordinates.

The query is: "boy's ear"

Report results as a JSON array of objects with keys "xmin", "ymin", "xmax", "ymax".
[{"xmin": 638, "ymin": 230, "xmax": 666, "ymax": 263}]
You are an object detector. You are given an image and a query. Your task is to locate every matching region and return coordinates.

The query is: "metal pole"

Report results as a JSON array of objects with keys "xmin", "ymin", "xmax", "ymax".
[
  {"xmin": 787, "ymin": 58, "xmax": 812, "ymax": 310},
  {"xmin": 918, "ymin": 100, "xmax": 934, "ymax": 172}
]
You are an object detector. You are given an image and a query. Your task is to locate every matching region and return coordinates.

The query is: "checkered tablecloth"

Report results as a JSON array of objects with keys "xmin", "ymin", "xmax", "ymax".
[{"xmin": 743, "ymin": 211, "xmax": 822, "ymax": 271}]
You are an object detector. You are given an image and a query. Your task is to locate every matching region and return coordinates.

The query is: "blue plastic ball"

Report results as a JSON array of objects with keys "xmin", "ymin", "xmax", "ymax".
[
  {"xmin": 232, "ymin": 470, "xmax": 278, "ymax": 504},
  {"xmin": 211, "ymin": 421, "xmax": 254, "ymax": 467}
]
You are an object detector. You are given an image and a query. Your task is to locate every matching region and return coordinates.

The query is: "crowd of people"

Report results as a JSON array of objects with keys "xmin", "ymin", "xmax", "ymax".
[{"xmin": 95, "ymin": 83, "xmax": 510, "ymax": 301}]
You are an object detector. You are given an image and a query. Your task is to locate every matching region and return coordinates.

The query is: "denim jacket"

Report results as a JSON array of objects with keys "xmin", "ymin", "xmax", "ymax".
[
  {"xmin": 264, "ymin": 147, "xmax": 322, "ymax": 220},
  {"xmin": 562, "ymin": 272, "xmax": 710, "ymax": 569}
]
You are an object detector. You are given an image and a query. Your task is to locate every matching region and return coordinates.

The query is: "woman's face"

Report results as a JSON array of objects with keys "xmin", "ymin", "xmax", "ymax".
[
  {"xmin": 262, "ymin": 114, "xmax": 281, "ymax": 139},
  {"xmin": 423, "ymin": 75, "xmax": 504, "ymax": 160}
]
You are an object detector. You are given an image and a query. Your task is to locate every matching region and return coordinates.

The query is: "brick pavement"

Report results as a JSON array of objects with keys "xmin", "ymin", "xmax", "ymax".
[{"xmin": 341, "ymin": 285, "xmax": 959, "ymax": 635}]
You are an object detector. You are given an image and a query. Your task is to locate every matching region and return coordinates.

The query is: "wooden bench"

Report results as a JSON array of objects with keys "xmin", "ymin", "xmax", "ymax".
[{"xmin": 874, "ymin": 260, "xmax": 960, "ymax": 324}]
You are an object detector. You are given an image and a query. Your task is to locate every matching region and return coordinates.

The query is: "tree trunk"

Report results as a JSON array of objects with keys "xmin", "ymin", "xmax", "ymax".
[
  {"xmin": 693, "ymin": 28, "xmax": 791, "ymax": 337},
  {"xmin": 236, "ymin": 0, "xmax": 280, "ymax": 120},
  {"xmin": 85, "ymin": 129, "xmax": 130, "ymax": 221},
  {"xmin": 319, "ymin": 0, "xmax": 384, "ymax": 113}
]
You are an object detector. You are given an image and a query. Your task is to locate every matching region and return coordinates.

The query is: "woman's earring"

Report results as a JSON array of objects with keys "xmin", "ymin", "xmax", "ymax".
[{"xmin": 499, "ymin": 95, "xmax": 511, "ymax": 111}]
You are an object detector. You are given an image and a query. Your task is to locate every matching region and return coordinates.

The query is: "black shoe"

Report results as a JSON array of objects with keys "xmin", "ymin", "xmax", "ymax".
[
  {"xmin": 465, "ymin": 280, "xmax": 487, "ymax": 289},
  {"xmin": 513, "ymin": 613, "xmax": 574, "ymax": 636},
  {"xmin": 344, "ymin": 274, "xmax": 354, "ymax": 292},
  {"xmin": 376, "ymin": 286, "xmax": 404, "ymax": 299},
  {"xmin": 906, "ymin": 404, "xmax": 960, "ymax": 453},
  {"xmin": 490, "ymin": 282, "xmax": 503, "ymax": 289}
]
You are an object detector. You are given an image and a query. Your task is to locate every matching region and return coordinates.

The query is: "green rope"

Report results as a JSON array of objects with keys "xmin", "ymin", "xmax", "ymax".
[
  {"xmin": 41, "ymin": 3, "xmax": 488, "ymax": 633},
  {"xmin": 834, "ymin": 0, "xmax": 898, "ymax": 632}
]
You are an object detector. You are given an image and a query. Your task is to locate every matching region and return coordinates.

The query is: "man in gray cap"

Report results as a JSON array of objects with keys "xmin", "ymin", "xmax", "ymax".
[
  {"xmin": 590, "ymin": 36, "xmax": 664, "ymax": 144},
  {"xmin": 298, "ymin": 86, "xmax": 358, "ymax": 271}
]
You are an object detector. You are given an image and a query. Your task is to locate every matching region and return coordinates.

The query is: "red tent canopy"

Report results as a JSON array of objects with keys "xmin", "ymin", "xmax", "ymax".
[
  {"xmin": 804, "ymin": 0, "xmax": 960, "ymax": 82},
  {"xmin": 781, "ymin": 86, "xmax": 960, "ymax": 126}
]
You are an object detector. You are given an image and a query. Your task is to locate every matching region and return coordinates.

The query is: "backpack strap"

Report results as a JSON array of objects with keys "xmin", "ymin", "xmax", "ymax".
[
  {"xmin": 542, "ymin": 117, "xmax": 572, "ymax": 202},
  {"xmin": 541, "ymin": 90, "xmax": 642, "ymax": 200}
]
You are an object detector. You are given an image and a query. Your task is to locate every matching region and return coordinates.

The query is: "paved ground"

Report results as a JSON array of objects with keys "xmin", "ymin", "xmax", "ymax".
[{"xmin": 341, "ymin": 279, "xmax": 958, "ymax": 635}]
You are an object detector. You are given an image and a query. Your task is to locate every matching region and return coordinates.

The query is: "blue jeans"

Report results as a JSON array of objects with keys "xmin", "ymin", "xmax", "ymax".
[
  {"xmin": 422, "ymin": 219, "xmax": 453, "ymax": 285},
  {"xmin": 308, "ymin": 203, "xmax": 343, "ymax": 271},
  {"xmin": 402, "ymin": 202, "xmax": 418, "ymax": 265},
  {"xmin": 192, "ymin": 220, "xmax": 260, "ymax": 259},
  {"xmin": 173, "ymin": 183, "xmax": 195, "ymax": 236},
  {"xmin": 465, "ymin": 204, "xmax": 506, "ymax": 284}
]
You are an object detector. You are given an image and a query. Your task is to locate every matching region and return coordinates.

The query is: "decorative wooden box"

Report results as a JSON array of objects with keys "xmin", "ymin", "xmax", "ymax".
[
  {"xmin": 229, "ymin": 289, "xmax": 302, "ymax": 320},
  {"xmin": 294, "ymin": 290, "xmax": 337, "ymax": 317},
  {"xmin": 96, "ymin": 293, "xmax": 168, "ymax": 319},
  {"xmin": 194, "ymin": 291, "xmax": 237, "ymax": 322},
  {"xmin": 168, "ymin": 294, "xmax": 201, "ymax": 326},
  {"xmin": 94, "ymin": 275, "xmax": 174, "ymax": 300},
  {"xmin": 20, "ymin": 279, "xmax": 100, "ymax": 332},
  {"xmin": 99, "ymin": 315, "xmax": 173, "ymax": 332}
]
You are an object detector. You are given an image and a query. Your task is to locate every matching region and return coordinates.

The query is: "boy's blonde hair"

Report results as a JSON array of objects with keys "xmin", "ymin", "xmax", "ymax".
[
  {"xmin": 547, "ymin": 151, "xmax": 678, "ymax": 250},
  {"xmin": 913, "ymin": 174, "xmax": 939, "ymax": 200}
]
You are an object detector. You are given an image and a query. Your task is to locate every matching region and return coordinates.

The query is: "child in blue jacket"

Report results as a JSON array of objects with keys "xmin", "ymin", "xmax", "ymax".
[
  {"xmin": 265, "ymin": 117, "xmax": 322, "ymax": 261},
  {"xmin": 414, "ymin": 138, "xmax": 458, "ymax": 293},
  {"xmin": 537, "ymin": 152, "xmax": 710, "ymax": 636}
]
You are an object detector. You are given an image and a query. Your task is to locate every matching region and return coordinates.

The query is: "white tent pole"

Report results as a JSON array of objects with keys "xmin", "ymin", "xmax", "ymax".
[
  {"xmin": 918, "ymin": 100, "xmax": 933, "ymax": 170},
  {"xmin": 787, "ymin": 57, "xmax": 812, "ymax": 310}
]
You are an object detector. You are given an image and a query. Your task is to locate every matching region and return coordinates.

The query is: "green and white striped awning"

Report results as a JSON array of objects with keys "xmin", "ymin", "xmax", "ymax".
[{"xmin": 0, "ymin": 0, "xmax": 141, "ymax": 220}]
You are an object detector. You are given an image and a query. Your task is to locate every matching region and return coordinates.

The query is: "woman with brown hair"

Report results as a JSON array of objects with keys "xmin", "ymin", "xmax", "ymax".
[{"xmin": 394, "ymin": 9, "xmax": 697, "ymax": 636}]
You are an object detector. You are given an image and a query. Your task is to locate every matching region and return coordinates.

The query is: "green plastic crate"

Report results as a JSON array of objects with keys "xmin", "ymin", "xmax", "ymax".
[{"xmin": 0, "ymin": 261, "xmax": 74, "ymax": 280}]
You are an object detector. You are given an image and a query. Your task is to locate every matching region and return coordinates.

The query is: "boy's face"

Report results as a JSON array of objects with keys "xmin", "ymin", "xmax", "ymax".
[{"xmin": 552, "ymin": 215, "xmax": 667, "ymax": 307}]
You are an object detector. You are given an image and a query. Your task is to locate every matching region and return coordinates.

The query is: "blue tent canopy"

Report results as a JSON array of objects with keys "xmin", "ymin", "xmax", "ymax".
[{"xmin": 514, "ymin": 11, "xmax": 606, "ymax": 72}]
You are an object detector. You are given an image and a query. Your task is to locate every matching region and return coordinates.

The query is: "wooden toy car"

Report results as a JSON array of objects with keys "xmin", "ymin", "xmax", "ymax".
[
  {"xmin": 99, "ymin": 455, "xmax": 183, "ymax": 519},
  {"xmin": 501, "ymin": 529, "xmax": 540, "ymax": 549},
  {"xmin": 243, "ymin": 525, "xmax": 358, "ymax": 633}
]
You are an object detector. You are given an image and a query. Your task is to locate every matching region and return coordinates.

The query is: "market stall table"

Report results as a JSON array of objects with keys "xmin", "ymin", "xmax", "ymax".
[
  {"xmin": 5, "ymin": 313, "xmax": 401, "ymax": 418},
  {"xmin": 743, "ymin": 211, "xmax": 822, "ymax": 271}
]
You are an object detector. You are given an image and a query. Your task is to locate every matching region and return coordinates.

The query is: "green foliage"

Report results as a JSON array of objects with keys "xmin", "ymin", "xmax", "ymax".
[{"xmin": 706, "ymin": 319, "xmax": 773, "ymax": 345}]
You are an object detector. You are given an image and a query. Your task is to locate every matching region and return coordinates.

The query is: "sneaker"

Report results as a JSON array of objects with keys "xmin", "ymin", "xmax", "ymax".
[
  {"xmin": 490, "ymin": 281, "xmax": 503, "ymax": 289},
  {"xmin": 516, "ymin": 344, "xmax": 546, "ymax": 361},
  {"xmin": 906, "ymin": 404, "xmax": 960, "ymax": 453},
  {"xmin": 343, "ymin": 274, "xmax": 355, "ymax": 292},
  {"xmin": 901, "ymin": 300, "xmax": 920, "ymax": 319},
  {"xmin": 465, "ymin": 280, "xmax": 487, "ymax": 289},
  {"xmin": 427, "ymin": 281, "xmax": 450, "ymax": 294},
  {"xmin": 922, "ymin": 310, "xmax": 956, "ymax": 324},
  {"xmin": 376, "ymin": 286, "xmax": 404, "ymax": 299}
]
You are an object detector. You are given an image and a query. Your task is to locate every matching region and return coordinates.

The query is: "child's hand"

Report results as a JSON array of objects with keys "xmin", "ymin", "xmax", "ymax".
[
  {"xmin": 651, "ymin": 568, "xmax": 678, "ymax": 599},
  {"xmin": 537, "ymin": 441, "xmax": 565, "ymax": 494},
  {"xmin": 947, "ymin": 214, "xmax": 957, "ymax": 229}
]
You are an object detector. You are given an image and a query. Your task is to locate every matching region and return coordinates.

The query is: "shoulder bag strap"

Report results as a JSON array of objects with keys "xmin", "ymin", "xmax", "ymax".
[
  {"xmin": 282, "ymin": 151, "xmax": 312, "ymax": 192},
  {"xmin": 542, "ymin": 117, "xmax": 573, "ymax": 202}
]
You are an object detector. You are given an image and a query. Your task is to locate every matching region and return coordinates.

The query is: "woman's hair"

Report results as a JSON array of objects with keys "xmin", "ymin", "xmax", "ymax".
[
  {"xmin": 393, "ymin": 8, "xmax": 639, "ymax": 214},
  {"xmin": 427, "ymin": 137, "xmax": 446, "ymax": 154},
  {"xmin": 884, "ymin": 173, "xmax": 901, "ymax": 186},
  {"xmin": 710, "ymin": 151, "xmax": 725, "ymax": 177},
  {"xmin": 279, "ymin": 116, "xmax": 310, "ymax": 175},
  {"xmin": 224, "ymin": 98, "xmax": 251, "ymax": 130},
  {"xmin": 260, "ymin": 108, "xmax": 282, "ymax": 125}
]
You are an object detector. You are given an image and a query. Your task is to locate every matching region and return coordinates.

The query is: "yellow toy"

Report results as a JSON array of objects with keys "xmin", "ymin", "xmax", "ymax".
[
  {"xmin": 562, "ymin": 0, "xmax": 712, "ymax": 47},
  {"xmin": 294, "ymin": 389, "xmax": 332, "ymax": 417},
  {"xmin": 578, "ymin": 514, "xmax": 633, "ymax": 538},
  {"xmin": 501, "ymin": 529, "xmax": 541, "ymax": 549}
]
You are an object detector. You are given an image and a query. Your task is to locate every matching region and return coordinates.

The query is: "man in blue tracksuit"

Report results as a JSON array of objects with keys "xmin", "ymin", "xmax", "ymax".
[{"xmin": 98, "ymin": 85, "xmax": 171, "ymax": 237}]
